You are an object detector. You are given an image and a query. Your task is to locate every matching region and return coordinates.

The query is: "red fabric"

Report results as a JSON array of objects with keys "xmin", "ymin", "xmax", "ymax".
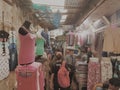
[
  {"xmin": 87, "ymin": 61, "xmax": 101, "ymax": 90},
  {"xmin": 39, "ymin": 66, "xmax": 45, "ymax": 90},
  {"xmin": 58, "ymin": 61, "xmax": 70, "ymax": 88},
  {"xmin": 18, "ymin": 32, "xmax": 35, "ymax": 64},
  {"xmin": 16, "ymin": 62, "xmax": 42, "ymax": 90}
]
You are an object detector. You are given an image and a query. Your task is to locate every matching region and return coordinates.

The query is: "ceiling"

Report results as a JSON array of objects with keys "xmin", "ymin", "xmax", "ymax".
[
  {"xmin": 14, "ymin": 0, "xmax": 120, "ymax": 30},
  {"xmin": 76, "ymin": 0, "xmax": 120, "ymax": 32},
  {"xmin": 87, "ymin": 0, "xmax": 120, "ymax": 24}
]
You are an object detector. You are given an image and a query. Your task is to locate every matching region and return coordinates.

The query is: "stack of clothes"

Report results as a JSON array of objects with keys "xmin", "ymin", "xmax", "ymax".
[{"xmin": 76, "ymin": 61, "xmax": 88, "ymax": 90}]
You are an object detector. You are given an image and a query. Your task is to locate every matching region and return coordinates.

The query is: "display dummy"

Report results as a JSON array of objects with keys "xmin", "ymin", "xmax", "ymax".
[
  {"xmin": 16, "ymin": 21, "xmax": 45, "ymax": 90},
  {"xmin": 18, "ymin": 20, "xmax": 36, "ymax": 65}
]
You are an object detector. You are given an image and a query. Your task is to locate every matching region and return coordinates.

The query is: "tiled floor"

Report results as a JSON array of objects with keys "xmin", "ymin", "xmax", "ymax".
[{"xmin": 0, "ymin": 71, "xmax": 16, "ymax": 90}]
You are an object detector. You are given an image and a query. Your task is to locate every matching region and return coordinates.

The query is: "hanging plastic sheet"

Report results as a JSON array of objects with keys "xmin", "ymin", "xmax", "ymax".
[
  {"xmin": 32, "ymin": 4, "xmax": 51, "ymax": 12},
  {"xmin": 51, "ymin": 11, "xmax": 61, "ymax": 28}
]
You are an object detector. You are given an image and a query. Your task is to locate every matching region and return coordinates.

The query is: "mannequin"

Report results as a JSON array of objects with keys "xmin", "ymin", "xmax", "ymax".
[
  {"xmin": 18, "ymin": 20, "xmax": 31, "ymax": 35},
  {"xmin": 18, "ymin": 20, "xmax": 36, "ymax": 65}
]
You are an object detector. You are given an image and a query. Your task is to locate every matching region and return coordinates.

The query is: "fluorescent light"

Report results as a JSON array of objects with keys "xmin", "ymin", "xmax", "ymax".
[
  {"xmin": 60, "ymin": 19, "xmax": 66, "ymax": 23},
  {"xmin": 61, "ymin": 15, "xmax": 67, "ymax": 20},
  {"xmin": 51, "ymin": 9, "xmax": 68, "ymax": 13},
  {"xmin": 32, "ymin": 0, "xmax": 65, "ymax": 6},
  {"xmin": 35, "ymin": 13, "xmax": 39, "ymax": 17}
]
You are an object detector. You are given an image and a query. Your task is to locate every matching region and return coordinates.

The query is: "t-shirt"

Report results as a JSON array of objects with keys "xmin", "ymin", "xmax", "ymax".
[
  {"xmin": 36, "ymin": 38, "xmax": 44, "ymax": 55},
  {"xmin": 51, "ymin": 60, "xmax": 62, "ymax": 78}
]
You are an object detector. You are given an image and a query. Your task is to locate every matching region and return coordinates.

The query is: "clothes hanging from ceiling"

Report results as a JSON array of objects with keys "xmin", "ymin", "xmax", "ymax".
[
  {"xmin": 103, "ymin": 27, "xmax": 120, "ymax": 53},
  {"xmin": 36, "ymin": 38, "xmax": 45, "ymax": 56},
  {"xmin": 66, "ymin": 31, "xmax": 75, "ymax": 46},
  {"xmin": 8, "ymin": 31, "xmax": 18, "ymax": 71},
  {"xmin": 0, "ymin": 42, "xmax": 10, "ymax": 80}
]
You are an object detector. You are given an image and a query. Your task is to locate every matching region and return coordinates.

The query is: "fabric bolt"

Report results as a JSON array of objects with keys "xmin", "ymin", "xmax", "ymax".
[
  {"xmin": 18, "ymin": 31, "xmax": 36, "ymax": 64},
  {"xmin": 101, "ymin": 58, "xmax": 113, "ymax": 82},
  {"xmin": 36, "ymin": 38, "xmax": 45, "ymax": 55},
  {"xmin": 75, "ymin": 62, "xmax": 88, "ymax": 88},
  {"xmin": 87, "ymin": 61, "xmax": 101, "ymax": 90}
]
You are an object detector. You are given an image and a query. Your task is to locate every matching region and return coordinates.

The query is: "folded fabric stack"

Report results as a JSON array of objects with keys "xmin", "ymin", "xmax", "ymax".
[{"xmin": 76, "ymin": 62, "xmax": 88, "ymax": 89}]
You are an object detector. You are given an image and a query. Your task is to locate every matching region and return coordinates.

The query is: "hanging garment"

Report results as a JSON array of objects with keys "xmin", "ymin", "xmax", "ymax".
[
  {"xmin": 66, "ymin": 31, "xmax": 75, "ymax": 46},
  {"xmin": 111, "ymin": 58, "xmax": 117, "ymax": 77},
  {"xmin": 41, "ymin": 31, "xmax": 50, "ymax": 48},
  {"xmin": 86, "ymin": 34, "xmax": 92, "ymax": 45},
  {"xmin": 113, "ymin": 60, "xmax": 120, "ymax": 78},
  {"xmin": 101, "ymin": 57, "xmax": 113, "ymax": 82},
  {"xmin": 87, "ymin": 61, "xmax": 101, "ymax": 90},
  {"xmin": 75, "ymin": 35, "xmax": 78, "ymax": 45},
  {"xmin": 36, "ymin": 38, "xmax": 45, "ymax": 56},
  {"xmin": 18, "ymin": 32, "xmax": 36, "ymax": 65},
  {"xmin": 16, "ymin": 62, "xmax": 44, "ymax": 90},
  {"xmin": 103, "ymin": 27, "xmax": 120, "ymax": 53},
  {"xmin": 0, "ymin": 55, "xmax": 10, "ymax": 80},
  {"xmin": 103, "ymin": 27, "xmax": 115, "ymax": 52},
  {"xmin": 9, "ymin": 43, "xmax": 18, "ymax": 71},
  {"xmin": 78, "ymin": 35, "xmax": 84, "ymax": 47},
  {"xmin": 111, "ymin": 28, "xmax": 120, "ymax": 53}
]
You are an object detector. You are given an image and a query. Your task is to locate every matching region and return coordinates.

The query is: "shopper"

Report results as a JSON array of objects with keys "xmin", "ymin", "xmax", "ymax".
[
  {"xmin": 64, "ymin": 47, "xmax": 76, "ymax": 87},
  {"xmin": 50, "ymin": 51, "xmax": 70, "ymax": 90},
  {"xmin": 93, "ymin": 78, "xmax": 120, "ymax": 90}
]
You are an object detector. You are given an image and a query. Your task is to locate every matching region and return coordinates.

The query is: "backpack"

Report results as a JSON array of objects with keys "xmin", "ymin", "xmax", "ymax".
[{"xmin": 57, "ymin": 61, "xmax": 70, "ymax": 88}]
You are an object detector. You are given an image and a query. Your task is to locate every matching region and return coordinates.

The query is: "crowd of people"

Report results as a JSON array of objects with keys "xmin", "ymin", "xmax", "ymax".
[{"xmin": 36, "ymin": 45, "xmax": 120, "ymax": 90}]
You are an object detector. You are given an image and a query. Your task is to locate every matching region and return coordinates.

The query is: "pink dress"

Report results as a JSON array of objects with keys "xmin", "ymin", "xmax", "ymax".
[{"xmin": 18, "ymin": 30, "xmax": 36, "ymax": 64}]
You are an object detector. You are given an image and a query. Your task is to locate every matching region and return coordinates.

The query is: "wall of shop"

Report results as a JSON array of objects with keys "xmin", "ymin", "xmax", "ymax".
[{"xmin": 0, "ymin": 0, "xmax": 27, "ymax": 31}]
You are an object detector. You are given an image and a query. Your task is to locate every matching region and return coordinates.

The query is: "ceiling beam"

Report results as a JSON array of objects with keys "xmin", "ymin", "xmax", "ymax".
[{"xmin": 75, "ymin": 0, "xmax": 106, "ymax": 26}]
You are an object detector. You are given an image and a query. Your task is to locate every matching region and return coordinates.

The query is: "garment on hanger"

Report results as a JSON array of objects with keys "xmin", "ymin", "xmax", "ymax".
[
  {"xmin": 9, "ymin": 37, "xmax": 18, "ymax": 71},
  {"xmin": 113, "ymin": 58, "xmax": 120, "ymax": 78},
  {"xmin": 66, "ymin": 31, "xmax": 75, "ymax": 46},
  {"xmin": 41, "ymin": 31, "xmax": 50, "ymax": 48},
  {"xmin": 103, "ymin": 27, "xmax": 120, "ymax": 53},
  {"xmin": 0, "ymin": 42, "xmax": 10, "ymax": 80},
  {"xmin": 36, "ymin": 38, "xmax": 45, "ymax": 56}
]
